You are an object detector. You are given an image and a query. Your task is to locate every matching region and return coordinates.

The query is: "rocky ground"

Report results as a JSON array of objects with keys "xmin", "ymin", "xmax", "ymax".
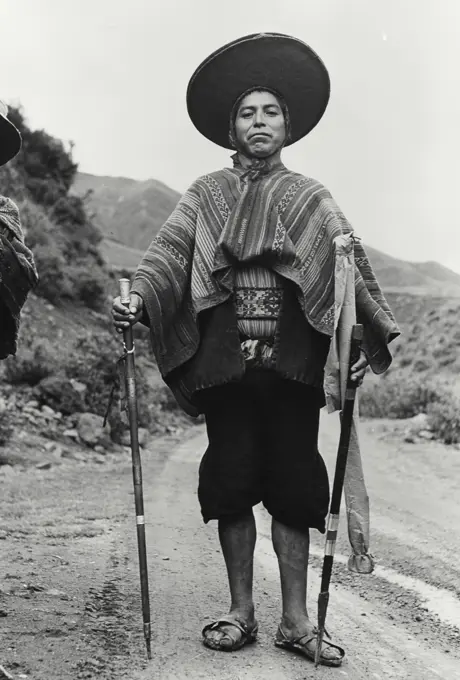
[{"xmin": 1, "ymin": 415, "xmax": 460, "ymax": 680}]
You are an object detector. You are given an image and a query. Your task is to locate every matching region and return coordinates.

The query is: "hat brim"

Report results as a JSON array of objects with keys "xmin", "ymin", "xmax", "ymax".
[
  {"xmin": 187, "ymin": 33, "xmax": 330, "ymax": 149},
  {"xmin": 0, "ymin": 114, "xmax": 22, "ymax": 166}
]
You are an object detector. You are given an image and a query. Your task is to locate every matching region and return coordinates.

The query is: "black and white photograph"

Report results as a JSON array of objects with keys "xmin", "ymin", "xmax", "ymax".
[{"xmin": 0, "ymin": 1, "xmax": 459, "ymax": 678}]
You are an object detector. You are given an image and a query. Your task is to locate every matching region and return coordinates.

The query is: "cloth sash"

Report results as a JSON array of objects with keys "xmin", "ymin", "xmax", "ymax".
[{"xmin": 324, "ymin": 233, "xmax": 374, "ymax": 574}]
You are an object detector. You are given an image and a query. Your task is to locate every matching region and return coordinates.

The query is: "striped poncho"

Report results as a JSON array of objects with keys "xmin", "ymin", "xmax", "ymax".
[{"xmin": 131, "ymin": 162, "xmax": 399, "ymax": 391}]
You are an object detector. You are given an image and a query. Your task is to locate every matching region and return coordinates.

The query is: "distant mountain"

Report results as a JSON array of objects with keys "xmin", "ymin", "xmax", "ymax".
[
  {"xmin": 73, "ymin": 172, "xmax": 180, "ymax": 251},
  {"xmin": 412, "ymin": 261, "xmax": 460, "ymax": 287},
  {"xmin": 364, "ymin": 245, "xmax": 460, "ymax": 297},
  {"xmin": 73, "ymin": 172, "xmax": 460, "ymax": 297}
]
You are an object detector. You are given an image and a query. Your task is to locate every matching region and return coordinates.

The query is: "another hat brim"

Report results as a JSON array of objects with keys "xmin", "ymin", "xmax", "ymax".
[
  {"xmin": 187, "ymin": 33, "xmax": 330, "ymax": 149},
  {"xmin": 0, "ymin": 114, "xmax": 22, "ymax": 166}
]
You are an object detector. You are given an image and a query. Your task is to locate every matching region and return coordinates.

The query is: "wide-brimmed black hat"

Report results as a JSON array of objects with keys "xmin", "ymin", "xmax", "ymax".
[
  {"xmin": 187, "ymin": 32, "xmax": 330, "ymax": 149},
  {"xmin": 0, "ymin": 100, "xmax": 22, "ymax": 166}
]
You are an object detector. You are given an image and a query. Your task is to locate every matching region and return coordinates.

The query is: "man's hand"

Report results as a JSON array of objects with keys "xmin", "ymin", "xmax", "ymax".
[
  {"xmin": 350, "ymin": 350, "xmax": 368, "ymax": 386},
  {"xmin": 112, "ymin": 293, "xmax": 144, "ymax": 333}
]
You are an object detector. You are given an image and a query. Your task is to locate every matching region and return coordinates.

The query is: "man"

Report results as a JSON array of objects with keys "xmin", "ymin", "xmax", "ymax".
[
  {"xmin": 0, "ymin": 100, "xmax": 38, "ymax": 359},
  {"xmin": 112, "ymin": 33, "xmax": 399, "ymax": 667}
]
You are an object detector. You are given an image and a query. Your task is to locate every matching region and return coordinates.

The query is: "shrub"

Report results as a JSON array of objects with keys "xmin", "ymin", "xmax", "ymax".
[
  {"xmin": 7, "ymin": 108, "xmax": 77, "ymax": 202},
  {"xmin": 360, "ymin": 372, "xmax": 460, "ymax": 445},
  {"xmin": 16, "ymin": 198, "xmax": 54, "ymax": 244},
  {"xmin": 1, "ymin": 106, "xmax": 111, "ymax": 311},
  {"xmin": 359, "ymin": 374, "xmax": 448, "ymax": 419},
  {"xmin": 65, "ymin": 264, "xmax": 108, "ymax": 311},
  {"xmin": 21, "ymin": 195, "xmax": 110, "ymax": 309},
  {"xmin": 0, "ymin": 161, "xmax": 26, "ymax": 198},
  {"xmin": 31, "ymin": 244, "xmax": 69, "ymax": 304},
  {"xmin": 62, "ymin": 330, "xmax": 172, "ymax": 435},
  {"xmin": 412, "ymin": 358, "xmax": 433, "ymax": 372},
  {"xmin": 153, "ymin": 384, "xmax": 182, "ymax": 413},
  {"xmin": 0, "ymin": 409, "xmax": 14, "ymax": 447},
  {"xmin": 64, "ymin": 332, "xmax": 120, "ymax": 417},
  {"xmin": 427, "ymin": 400, "xmax": 460, "ymax": 445},
  {"xmin": 4, "ymin": 339, "xmax": 57, "ymax": 386},
  {"xmin": 399, "ymin": 356, "xmax": 412, "ymax": 368},
  {"xmin": 34, "ymin": 372, "xmax": 86, "ymax": 415}
]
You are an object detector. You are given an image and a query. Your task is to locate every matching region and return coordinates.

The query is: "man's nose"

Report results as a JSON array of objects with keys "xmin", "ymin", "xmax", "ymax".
[{"xmin": 253, "ymin": 109, "xmax": 265, "ymax": 126}]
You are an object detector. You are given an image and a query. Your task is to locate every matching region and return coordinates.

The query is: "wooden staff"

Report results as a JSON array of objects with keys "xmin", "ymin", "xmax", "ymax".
[
  {"xmin": 315, "ymin": 323, "xmax": 363, "ymax": 667},
  {"xmin": 119, "ymin": 278, "xmax": 152, "ymax": 660}
]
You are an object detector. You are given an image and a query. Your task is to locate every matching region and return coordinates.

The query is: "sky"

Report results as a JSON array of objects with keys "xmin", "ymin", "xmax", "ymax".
[{"xmin": 1, "ymin": 0, "xmax": 459, "ymax": 272}]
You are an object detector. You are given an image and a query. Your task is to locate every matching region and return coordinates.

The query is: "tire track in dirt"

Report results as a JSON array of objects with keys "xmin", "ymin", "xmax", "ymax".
[
  {"xmin": 69, "ymin": 434, "xmax": 187, "ymax": 679},
  {"xmin": 75, "ymin": 554, "xmax": 138, "ymax": 679}
]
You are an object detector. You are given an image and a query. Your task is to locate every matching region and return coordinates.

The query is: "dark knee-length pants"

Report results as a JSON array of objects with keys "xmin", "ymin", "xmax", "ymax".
[{"xmin": 197, "ymin": 370, "xmax": 330, "ymax": 533}]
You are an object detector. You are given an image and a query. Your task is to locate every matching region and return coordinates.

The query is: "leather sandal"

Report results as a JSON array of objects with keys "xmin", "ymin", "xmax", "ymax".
[
  {"xmin": 202, "ymin": 616, "xmax": 259, "ymax": 652},
  {"xmin": 274, "ymin": 625, "xmax": 345, "ymax": 667}
]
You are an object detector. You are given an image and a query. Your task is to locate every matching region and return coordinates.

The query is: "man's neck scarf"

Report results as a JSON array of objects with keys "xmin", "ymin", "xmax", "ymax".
[
  {"xmin": 212, "ymin": 153, "xmax": 292, "ymax": 284},
  {"xmin": 228, "ymin": 87, "xmax": 291, "ymax": 182}
]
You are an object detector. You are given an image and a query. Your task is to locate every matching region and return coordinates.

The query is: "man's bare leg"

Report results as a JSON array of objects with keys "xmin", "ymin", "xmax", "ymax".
[
  {"xmin": 204, "ymin": 511, "xmax": 257, "ymax": 648},
  {"xmin": 272, "ymin": 518, "xmax": 342, "ymax": 662}
]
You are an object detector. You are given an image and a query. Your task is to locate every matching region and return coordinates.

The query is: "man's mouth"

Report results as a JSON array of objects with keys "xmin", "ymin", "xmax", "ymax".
[{"xmin": 249, "ymin": 132, "xmax": 271, "ymax": 140}]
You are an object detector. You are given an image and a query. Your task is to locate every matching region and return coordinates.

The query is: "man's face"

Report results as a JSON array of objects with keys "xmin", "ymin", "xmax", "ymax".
[{"xmin": 234, "ymin": 90, "xmax": 286, "ymax": 158}]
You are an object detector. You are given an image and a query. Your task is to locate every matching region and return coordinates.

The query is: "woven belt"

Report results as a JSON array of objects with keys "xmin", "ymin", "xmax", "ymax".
[{"xmin": 235, "ymin": 287, "xmax": 283, "ymax": 319}]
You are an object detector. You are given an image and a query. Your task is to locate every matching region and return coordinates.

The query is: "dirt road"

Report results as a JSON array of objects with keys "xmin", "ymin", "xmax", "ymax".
[{"xmin": 1, "ymin": 416, "xmax": 460, "ymax": 679}]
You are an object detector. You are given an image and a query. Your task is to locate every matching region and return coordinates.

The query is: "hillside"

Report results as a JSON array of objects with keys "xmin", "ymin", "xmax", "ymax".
[
  {"xmin": 100, "ymin": 237, "xmax": 146, "ymax": 271},
  {"xmin": 0, "ymin": 108, "xmax": 192, "ymax": 455},
  {"xmin": 74, "ymin": 172, "xmax": 460, "ymax": 298},
  {"xmin": 385, "ymin": 292, "xmax": 460, "ymax": 376}
]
